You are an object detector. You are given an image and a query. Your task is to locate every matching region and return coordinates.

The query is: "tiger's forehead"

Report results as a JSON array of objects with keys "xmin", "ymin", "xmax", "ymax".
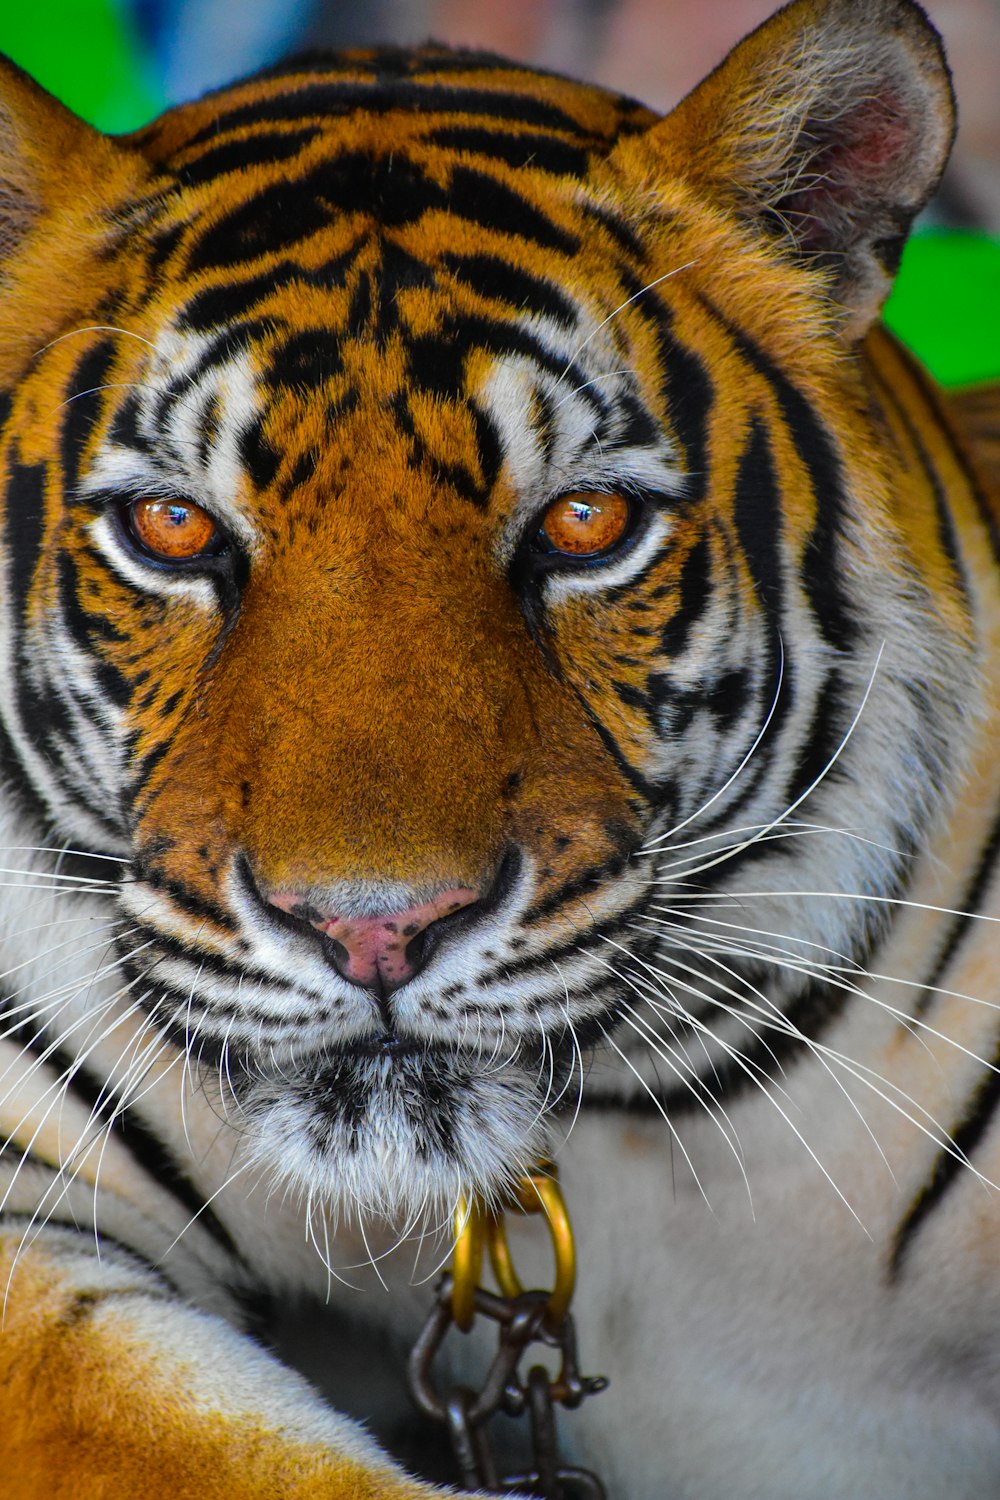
[
  {"xmin": 86, "ymin": 295, "xmax": 684, "ymax": 559},
  {"xmin": 132, "ymin": 50, "xmax": 657, "ymax": 299},
  {"xmin": 137, "ymin": 49, "xmax": 656, "ymax": 176},
  {"xmin": 80, "ymin": 55, "xmax": 686, "ymax": 547}
]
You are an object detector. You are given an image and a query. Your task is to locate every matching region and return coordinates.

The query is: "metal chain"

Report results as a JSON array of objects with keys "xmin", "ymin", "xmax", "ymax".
[
  {"xmin": 406, "ymin": 1169, "xmax": 609, "ymax": 1498},
  {"xmin": 408, "ymin": 1275, "xmax": 608, "ymax": 1497}
]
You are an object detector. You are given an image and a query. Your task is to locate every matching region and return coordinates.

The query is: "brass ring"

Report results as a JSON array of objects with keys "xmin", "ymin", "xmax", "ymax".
[
  {"xmin": 486, "ymin": 1169, "xmax": 576, "ymax": 1325},
  {"xmin": 450, "ymin": 1195, "xmax": 485, "ymax": 1331}
]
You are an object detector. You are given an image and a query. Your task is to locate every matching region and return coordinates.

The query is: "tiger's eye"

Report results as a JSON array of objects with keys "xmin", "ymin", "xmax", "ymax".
[
  {"xmin": 127, "ymin": 499, "xmax": 220, "ymax": 561},
  {"xmin": 538, "ymin": 491, "xmax": 631, "ymax": 558}
]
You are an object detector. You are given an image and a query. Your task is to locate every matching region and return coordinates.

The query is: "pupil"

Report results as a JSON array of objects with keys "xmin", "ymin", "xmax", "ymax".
[
  {"xmin": 167, "ymin": 506, "xmax": 190, "ymax": 528},
  {"xmin": 569, "ymin": 501, "xmax": 593, "ymax": 525}
]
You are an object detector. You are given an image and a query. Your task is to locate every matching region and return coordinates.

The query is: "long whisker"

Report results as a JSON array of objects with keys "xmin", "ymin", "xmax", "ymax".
[
  {"xmin": 659, "ymin": 644, "xmax": 886, "ymax": 883},
  {"xmin": 598, "ymin": 1022, "xmax": 716, "ymax": 1211},
  {"xmin": 38, "ymin": 324, "xmax": 158, "ymax": 356},
  {"xmin": 645, "ymin": 636, "xmax": 786, "ymax": 849},
  {"xmin": 558, "ymin": 261, "xmax": 700, "ymax": 379}
]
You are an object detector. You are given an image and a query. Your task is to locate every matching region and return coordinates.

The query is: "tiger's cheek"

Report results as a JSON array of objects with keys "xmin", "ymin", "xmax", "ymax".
[{"xmin": 541, "ymin": 524, "xmax": 733, "ymax": 759}]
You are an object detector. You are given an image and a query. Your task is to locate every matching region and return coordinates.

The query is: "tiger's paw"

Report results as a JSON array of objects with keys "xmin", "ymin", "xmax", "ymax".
[{"xmin": 0, "ymin": 1230, "xmax": 460, "ymax": 1500}]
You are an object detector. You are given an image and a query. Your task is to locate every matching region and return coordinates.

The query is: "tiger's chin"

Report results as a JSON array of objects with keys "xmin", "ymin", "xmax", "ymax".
[{"xmin": 235, "ymin": 1041, "xmax": 558, "ymax": 1223}]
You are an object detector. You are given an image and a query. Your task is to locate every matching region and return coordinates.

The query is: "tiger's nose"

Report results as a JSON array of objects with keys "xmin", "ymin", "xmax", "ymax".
[{"xmin": 267, "ymin": 886, "xmax": 480, "ymax": 990}]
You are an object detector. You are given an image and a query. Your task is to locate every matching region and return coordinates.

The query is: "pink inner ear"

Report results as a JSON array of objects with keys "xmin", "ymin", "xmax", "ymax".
[
  {"xmin": 836, "ymin": 89, "xmax": 917, "ymax": 179},
  {"xmin": 780, "ymin": 86, "xmax": 921, "ymax": 253}
]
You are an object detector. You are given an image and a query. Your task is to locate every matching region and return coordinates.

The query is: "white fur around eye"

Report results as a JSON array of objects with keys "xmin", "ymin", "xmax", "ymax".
[
  {"xmin": 542, "ymin": 510, "xmax": 672, "ymax": 602},
  {"xmin": 87, "ymin": 509, "xmax": 221, "ymax": 608}
]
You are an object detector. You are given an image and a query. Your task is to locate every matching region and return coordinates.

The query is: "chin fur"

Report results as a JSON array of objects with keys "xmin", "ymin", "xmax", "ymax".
[{"xmin": 234, "ymin": 1046, "xmax": 558, "ymax": 1222}]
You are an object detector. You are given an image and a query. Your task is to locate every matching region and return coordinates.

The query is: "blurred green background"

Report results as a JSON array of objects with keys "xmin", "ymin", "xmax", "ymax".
[
  {"xmin": 1, "ymin": 0, "xmax": 997, "ymax": 388},
  {"xmin": 0, "ymin": 0, "xmax": 162, "ymax": 134}
]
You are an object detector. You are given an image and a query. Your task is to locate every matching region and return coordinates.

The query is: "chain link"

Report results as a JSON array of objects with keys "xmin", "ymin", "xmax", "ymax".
[
  {"xmin": 407, "ymin": 1273, "xmax": 608, "ymax": 1497},
  {"xmin": 407, "ymin": 1168, "xmax": 609, "ymax": 1496}
]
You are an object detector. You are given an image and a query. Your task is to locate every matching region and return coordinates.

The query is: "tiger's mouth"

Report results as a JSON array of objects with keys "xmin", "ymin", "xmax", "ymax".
[
  {"xmin": 232, "ymin": 1031, "xmax": 581, "ymax": 1218},
  {"xmin": 333, "ymin": 1035, "xmax": 439, "ymax": 1061}
]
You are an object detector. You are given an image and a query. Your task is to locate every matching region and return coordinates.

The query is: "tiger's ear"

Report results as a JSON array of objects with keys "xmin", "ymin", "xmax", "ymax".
[
  {"xmin": 0, "ymin": 56, "xmax": 111, "ymax": 252},
  {"xmin": 0, "ymin": 57, "xmax": 148, "ymax": 374},
  {"xmin": 610, "ymin": 0, "xmax": 955, "ymax": 341}
]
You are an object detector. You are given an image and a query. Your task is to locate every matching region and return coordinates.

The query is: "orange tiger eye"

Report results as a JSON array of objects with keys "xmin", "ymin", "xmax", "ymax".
[
  {"xmin": 128, "ymin": 498, "xmax": 220, "ymax": 561},
  {"xmin": 539, "ymin": 491, "xmax": 632, "ymax": 558}
]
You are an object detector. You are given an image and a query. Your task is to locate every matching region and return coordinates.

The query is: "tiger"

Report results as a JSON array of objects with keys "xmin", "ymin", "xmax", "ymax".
[{"xmin": 0, "ymin": 0, "xmax": 999, "ymax": 1493}]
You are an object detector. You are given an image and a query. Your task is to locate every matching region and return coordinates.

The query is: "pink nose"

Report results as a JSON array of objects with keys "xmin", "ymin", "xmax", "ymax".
[{"xmin": 268, "ymin": 887, "xmax": 479, "ymax": 989}]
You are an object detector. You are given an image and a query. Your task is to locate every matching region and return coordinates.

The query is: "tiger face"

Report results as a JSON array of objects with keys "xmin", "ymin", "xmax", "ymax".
[{"xmin": 0, "ymin": 10, "xmax": 970, "ymax": 1219}]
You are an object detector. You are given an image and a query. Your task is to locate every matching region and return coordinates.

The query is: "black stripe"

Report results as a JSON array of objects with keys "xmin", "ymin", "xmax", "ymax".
[
  {"xmin": 629, "ymin": 278, "xmax": 711, "ymax": 501},
  {"xmin": 426, "ymin": 125, "xmax": 589, "ymax": 177},
  {"xmin": 129, "ymin": 733, "xmax": 175, "ymax": 789},
  {"xmin": 61, "ymin": 339, "xmax": 117, "ymax": 495},
  {"xmin": 517, "ymin": 850, "xmax": 649, "ymax": 945},
  {"xmin": 487, "ymin": 893, "xmax": 652, "ymax": 985},
  {"xmin": 733, "ymin": 415, "xmax": 786, "ymax": 620},
  {"xmin": 56, "ymin": 551, "xmax": 131, "ymax": 676},
  {"xmin": 869, "ymin": 362, "xmax": 970, "ymax": 611},
  {"xmin": 4, "ymin": 454, "xmax": 47, "ymax": 626},
  {"xmin": 469, "ymin": 402, "xmax": 504, "ymax": 495},
  {"xmin": 3, "ymin": 458, "xmax": 83, "ymax": 763},
  {"xmin": 586, "ymin": 977, "xmax": 848, "ymax": 1114},
  {"xmin": 443, "ymin": 251, "xmax": 577, "ymax": 325},
  {"xmin": 268, "ymin": 333, "xmax": 346, "ymax": 393},
  {"xmin": 0, "ymin": 723, "xmax": 124, "ymax": 877},
  {"xmin": 185, "ymin": 173, "xmax": 350, "ymax": 274},
  {"xmin": 4, "ymin": 1031, "xmax": 238, "ymax": 1259},
  {"xmin": 450, "ymin": 164, "xmax": 579, "ymax": 253},
  {"xmin": 783, "ymin": 384, "xmax": 850, "ymax": 615},
  {"xmin": 561, "ymin": 682, "xmax": 660, "ymax": 802},
  {"xmin": 127, "ymin": 866, "xmax": 239, "ymax": 933},
  {"xmin": 187, "ymin": 151, "xmax": 577, "ymax": 276},
  {"xmin": 123, "ymin": 1001, "xmax": 313, "ymax": 1070},
  {"xmin": 581, "ymin": 201, "xmax": 648, "ymax": 263},
  {"xmin": 617, "ymin": 390, "xmax": 660, "ymax": 449},
  {"xmin": 178, "ymin": 127, "xmax": 321, "ymax": 187},
  {"xmin": 783, "ymin": 664, "xmax": 848, "ymax": 811},
  {"xmin": 387, "ymin": 389, "xmax": 492, "ymax": 506},
  {"xmin": 889, "ymin": 1028, "xmax": 1000, "ymax": 1279},
  {"xmin": 183, "ymin": 79, "xmax": 597, "ymax": 151},
  {"xmin": 659, "ymin": 531, "xmax": 711, "ymax": 657},
  {"xmin": 911, "ymin": 804, "xmax": 1000, "ymax": 1020},
  {"xmin": 144, "ymin": 222, "xmax": 186, "ymax": 282},
  {"xmin": 181, "ymin": 252, "xmax": 354, "ymax": 331},
  {"xmin": 729, "ymin": 324, "xmax": 856, "ymax": 652},
  {"xmin": 239, "ymin": 415, "xmax": 281, "ymax": 492},
  {"xmin": 364, "ymin": 240, "xmax": 438, "ymax": 341},
  {"xmin": 107, "ymin": 392, "xmax": 154, "ymax": 457},
  {"xmin": 700, "ymin": 304, "xmax": 871, "ymax": 823},
  {"xmin": 406, "ymin": 310, "xmax": 581, "ymax": 400},
  {"xmin": 131, "ymin": 977, "xmax": 333, "ymax": 1039},
  {"xmin": 119, "ymin": 920, "xmax": 259, "ymax": 990}
]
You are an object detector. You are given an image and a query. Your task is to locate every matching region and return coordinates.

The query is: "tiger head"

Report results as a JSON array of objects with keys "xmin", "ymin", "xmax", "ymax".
[{"xmin": 0, "ymin": 0, "xmax": 973, "ymax": 1219}]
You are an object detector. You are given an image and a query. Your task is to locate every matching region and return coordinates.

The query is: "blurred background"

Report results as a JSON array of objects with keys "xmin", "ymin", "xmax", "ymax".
[{"xmin": 1, "ymin": 0, "xmax": 997, "ymax": 385}]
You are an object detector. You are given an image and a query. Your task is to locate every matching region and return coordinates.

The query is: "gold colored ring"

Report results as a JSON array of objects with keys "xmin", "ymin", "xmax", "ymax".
[
  {"xmin": 486, "ymin": 1169, "xmax": 576, "ymax": 1325},
  {"xmin": 450, "ymin": 1195, "xmax": 485, "ymax": 1331}
]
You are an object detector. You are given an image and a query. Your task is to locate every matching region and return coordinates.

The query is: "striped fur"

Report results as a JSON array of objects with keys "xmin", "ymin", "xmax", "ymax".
[{"xmin": 0, "ymin": 1, "xmax": 999, "ymax": 1494}]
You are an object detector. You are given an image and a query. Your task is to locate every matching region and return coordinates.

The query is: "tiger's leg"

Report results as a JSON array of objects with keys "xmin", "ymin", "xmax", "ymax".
[{"xmin": 0, "ymin": 1225, "xmax": 454, "ymax": 1500}]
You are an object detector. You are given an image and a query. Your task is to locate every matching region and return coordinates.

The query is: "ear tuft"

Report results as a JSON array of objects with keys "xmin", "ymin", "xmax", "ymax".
[{"xmin": 613, "ymin": 0, "xmax": 956, "ymax": 339}]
